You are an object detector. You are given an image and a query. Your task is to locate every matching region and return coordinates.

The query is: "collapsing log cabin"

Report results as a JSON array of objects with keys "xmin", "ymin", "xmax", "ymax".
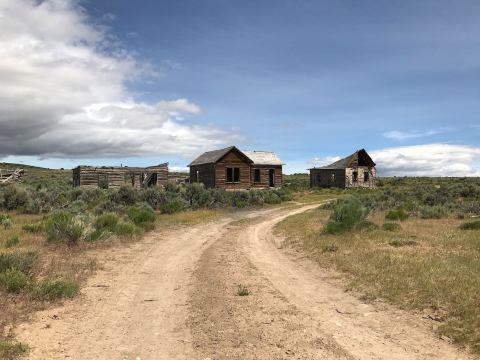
[
  {"xmin": 72, "ymin": 164, "xmax": 168, "ymax": 189},
  {"xmin": 188, "ymin": 146, "xmax": 284, "ymax": 189},
  {"xmin": 0, "ymin": 168, "xmax": 25, "ymax": 183},
  {"xmin": 309, "ymin": 149, "xmax": 376, "ymax": 189}
]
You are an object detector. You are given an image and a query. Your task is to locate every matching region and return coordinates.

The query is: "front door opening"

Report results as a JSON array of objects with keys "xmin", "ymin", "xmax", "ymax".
[{"xmin": 269, "ymin": 169, "xmax": 275, "ymax": 187}]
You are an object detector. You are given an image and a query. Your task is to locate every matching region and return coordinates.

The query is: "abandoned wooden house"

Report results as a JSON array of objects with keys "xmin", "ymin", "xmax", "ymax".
[
  {"xmin": 188, "ymin": 146, "xmax": 284, "ymax": 189},
  {"xmin": 72, "ymin": 164, "xmax": 168, "ymax": 189},
  {"xmin": 309, "ymin": 149, "xmax": 376, "ymax": 188}
]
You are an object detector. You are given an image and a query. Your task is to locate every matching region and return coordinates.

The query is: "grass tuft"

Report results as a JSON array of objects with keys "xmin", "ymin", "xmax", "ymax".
[
  {"xmin": 388, "ymin": 238, "xmax": 418, "ymax": 247},
  {"xmin": 321, "ymin": 244, "xmax": 338, "ymax": 253},
  {"xmin": 237, "ymin": 284, "xmax": 250, "ymax": 296},
  {"xmin": 0, "ymin": 339, "xmax": 28, "ymax": 360},
  {"xmin": 33, "ymin": 279, "xmax": 79, "ymax": 300},
  {"xmin": 383, "ymin": 222, "xmax": 401, "ymax": 231},
  {"xmin": 4, "ymin": 236, "xmax": 20, "ymax": 248},
  {"xmin": 0, "ymin": 268, "xmax": 30, "ymax": 293},
  {"xmin": 459, "ymin": 220, "xmax": 480, "ymax": 230},
  {"xmin": 385, "ymin": 209, "xmax": 409, "ymax": 221},
  {"xmin": 0, "ymin": 251, "xmax": 37, "ymax": 274}
]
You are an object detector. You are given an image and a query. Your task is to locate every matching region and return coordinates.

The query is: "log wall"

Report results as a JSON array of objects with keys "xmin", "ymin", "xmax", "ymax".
[
  {"xmin": 73, "ymin": 164, "xmax": 168, "ymax": 189},
  {"xmin": 250, "ymin": 165, "xmax": 283, "ymax": 188}
]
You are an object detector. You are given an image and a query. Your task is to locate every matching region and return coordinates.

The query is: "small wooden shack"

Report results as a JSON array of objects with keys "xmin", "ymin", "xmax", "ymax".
[
  {"xmin": 309, "ymin": 149, "xmax": 376, "ymax": 189},
  {"xmin": 72, "ymin": 164, "xmax": 168, "ymax": 189},
  {"xmin": 188, "ymin": 146, "xmax": 283, "ymax": 189}
]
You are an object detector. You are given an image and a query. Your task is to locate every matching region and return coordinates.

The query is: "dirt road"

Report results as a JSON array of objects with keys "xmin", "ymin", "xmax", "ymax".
[{"xmin": 16, "ymin": 205, "xmax": 472, "ymax": 359}]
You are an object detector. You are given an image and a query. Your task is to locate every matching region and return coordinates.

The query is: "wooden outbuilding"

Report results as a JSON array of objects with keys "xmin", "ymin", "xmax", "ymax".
[
  {"xmin": 72, "ymin": 164, "xmax": 168, "ymax": 189},
  {"xmin": 309, "ymin": 149, "xmax": 376, "ymax": 188},
  {"xmin": 188, "ymin": 146, "xmax": 283, "ymax": 189}
]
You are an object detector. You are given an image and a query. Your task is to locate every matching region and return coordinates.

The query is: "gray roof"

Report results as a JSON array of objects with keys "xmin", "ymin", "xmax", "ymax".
[
  {"xmin": 310, "ymin": 149, "xmax": 375, "ymax": 170},
  {"xmin": 188, "ymin": 146, "xmax": 250, "ymax": 166},
  {"xmin": 189, "ymin": 146, "xmax": 283, "ymax": 166},
  {"xmin": 242, "ymin": 151, "xmax": 284, "ymax": 165}
]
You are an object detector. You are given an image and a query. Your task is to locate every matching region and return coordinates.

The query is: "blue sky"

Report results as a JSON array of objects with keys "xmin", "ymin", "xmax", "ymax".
[{"xmin": 1, "ymin": 0, "xmax": 479, "ymax": 175}]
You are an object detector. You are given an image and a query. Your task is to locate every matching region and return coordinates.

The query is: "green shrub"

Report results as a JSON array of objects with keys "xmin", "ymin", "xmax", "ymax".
[
  {"xmin": 115, "ymin": 222, "xmax": 140, "ymax": 237},
  {"xmin": 459, "ymin": 220, "xmax": 480, "ymax": 230},
  {"xmin": 185, "ymin": 183, "xmax": 213, "ymax": 208},
  {"xmin": 0, "ymin": 340, "xmax": 28, "ymax": 359},
  {"xmin": 33, "ymin": 279, "xmax": 79, "ymax": 300},
  {"xmin": 229, "ymin": 191, "xmax": 250, "ymax": 208},
  {"xmin": 1, "ymin": 185, "xmax": 29, "ymax": 210},
  {"xmin": 142, "ymin": 187, "xmax": 167, "ymax": 210},
  {"xmin": 128, "ymin": 206, "xmax": 156, "ymax": 225},
  {"xmin": 420, "ymin": 205, "xmax": 446, "ymax": 219},
  {"xmin": 0, "ymin": 214, "xmax": 12, "ymax": 229},
  {"xmin": 160, "ymin": 198, "xmax": 188, "ymax": 214},
  {"xmin": 324, "ymin": 198, "xmax": 369, "ymax": 234},
  {"xmin": 356, "ymin": 220, "xmax": 378, "ymax": 231},
  {"xmin": 264, "ymin": 192, "xmax": 281, "ymax": 204},
  {"xmin": 85, "ymin": 229, "xmax": 110, "ymax": 242},
  {"xmin": 5, "ymin": 236, "xmax": 20, "ymax": 248},
  {"xmin": 44, "ymin": 211, "xmax": 84, "ymax": 244},
  {"xmin": 94, "ymin": 213, "xmax": 119, "ymax": 232},
  {"xmin": 388, "ymin": 239, "xmax": 417, "ymax": 247},
  {"xmin": 112, "ymin": 186, "xmax": 138, "ymax": 205},
  {"xmin": 383, "ymin": 222, "xmax": 401, "ymax": 231},
  {"xmin": 22, "ymin": 222, "xmax": 43, "ymax": 233},
  {"xmin": 275, "ymin": 188, "xmax": 294, "ymax": 202},
  {"xmin": 385, "ymin": 209, "xmax": 409, "ymax": 221},
  {"xmin": 0, "ymin": 268, "xmax": 29, "ymax": 293},
  {"xmin": 0, "ymin": 251, "xmax": 37, "ymax": 273}
]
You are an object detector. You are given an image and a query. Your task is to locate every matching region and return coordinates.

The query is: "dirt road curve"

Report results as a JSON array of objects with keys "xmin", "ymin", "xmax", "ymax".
[{"xmin": 16, "ymin": 205, "xmax": 472, "ymax": 360}]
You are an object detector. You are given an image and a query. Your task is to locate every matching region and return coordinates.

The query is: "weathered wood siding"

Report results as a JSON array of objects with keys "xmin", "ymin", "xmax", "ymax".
[
  {"xmin": 345, "ymin": 166, "xmax": 376, "ymax": 188},
  {"xmin": 250, "ymin": 165, "xmax": 283, "ymax": 188},
  {"xmin": 73, "ymin": 165, "xmax": 168, "ymax": 189},
  {"xmin": 215, "ymin": 150, "xmax": 251, "ymax": 189},
  {"xmin": 189, "ymin": 163, "xmax": 216, "ymax": 188},
  {"xmin": 309, "ymin": 169, "xmax": 346, "ymax": 188},
  {"xmin": 309, "ymin": 167, "xmax": 376, "ymax": 189}
]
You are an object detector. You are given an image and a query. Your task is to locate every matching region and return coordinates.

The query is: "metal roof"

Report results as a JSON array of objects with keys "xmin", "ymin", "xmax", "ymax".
[
  {"xmin": 242, "ymin": 150, "xmax": 284, "ymax": 165},
  {"xmin": 188, "ymin": 146, "xmax": 283, "ymax": 166}
]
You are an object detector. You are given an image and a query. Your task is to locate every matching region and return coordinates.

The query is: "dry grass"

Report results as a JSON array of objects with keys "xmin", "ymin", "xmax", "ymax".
[
  {"xmin": 275, "ymin": 207, "xmax": 480, "ymax": 353},
  {"xmin": 0, "ymin": 212, "xmax": 98, "ymax": 358}
]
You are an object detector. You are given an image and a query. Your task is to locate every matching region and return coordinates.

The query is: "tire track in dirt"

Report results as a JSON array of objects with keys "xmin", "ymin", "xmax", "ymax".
[
  {"xmin": 240, "ymin": 204, "xmax": 473, "ymax": 360},
  {"xmin": 15, "ymin": 219, "xmax": 231, "ymax": 360},
  {"xmin": 188, "ymin": 210, "xmax": 353, "ymax": 360}
]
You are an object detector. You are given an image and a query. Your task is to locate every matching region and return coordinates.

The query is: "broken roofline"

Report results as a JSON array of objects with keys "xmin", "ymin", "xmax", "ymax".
[{"xmin": 308, "ymin": 149, "xmax": 375, "ymax": 170}]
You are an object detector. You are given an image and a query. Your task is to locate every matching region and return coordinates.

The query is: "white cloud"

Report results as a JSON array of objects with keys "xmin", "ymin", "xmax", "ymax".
[
  {"xmin": 371, "ymin": 143, "xmax": 480, "ymax": 176},
  {"xmin": 309, "ymin": 156, "xmax": 341, "ymax": 167},
  {"xmin": 383, "ymin": 129, "xmax": 441, "ymax": 141},
  {"xmin": 0, "ymin": 0, "xmax": 235, "ymax": 159}
]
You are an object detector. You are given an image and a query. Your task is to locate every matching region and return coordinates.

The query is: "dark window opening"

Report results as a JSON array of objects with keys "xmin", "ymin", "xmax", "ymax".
[
  {"xmin": 226, "ymin": 167, "xmax": 240, "ymax": 183},
  {"xmin": 352, "ymin": 171, "xmax": 358, "ymax": 182},
  {"xmin": 254, "ymin": 169, "xmax": 261, "ymax": 183},
  {"xmin": 364, "ymin": 172, "xmax": 369, "ymax": 182},
  {"xmin": 269, "ymin": 169, "xmax": 275, "ymax": 187}
]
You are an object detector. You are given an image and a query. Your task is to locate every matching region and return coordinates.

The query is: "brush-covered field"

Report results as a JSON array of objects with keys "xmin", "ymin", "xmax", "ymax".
[
  {"xmin": 0, "ymin": 163, "xmax": 294, "ymax": 358},
  {"xmin": 276, "ymin": 176, "xmax": 480, "ymax": 354}
]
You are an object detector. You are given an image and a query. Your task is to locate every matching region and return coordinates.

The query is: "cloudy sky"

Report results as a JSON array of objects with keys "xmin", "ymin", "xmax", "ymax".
[{"xmin": 1, "ymin": 0, "xmax": 479, "ymax": 175}]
